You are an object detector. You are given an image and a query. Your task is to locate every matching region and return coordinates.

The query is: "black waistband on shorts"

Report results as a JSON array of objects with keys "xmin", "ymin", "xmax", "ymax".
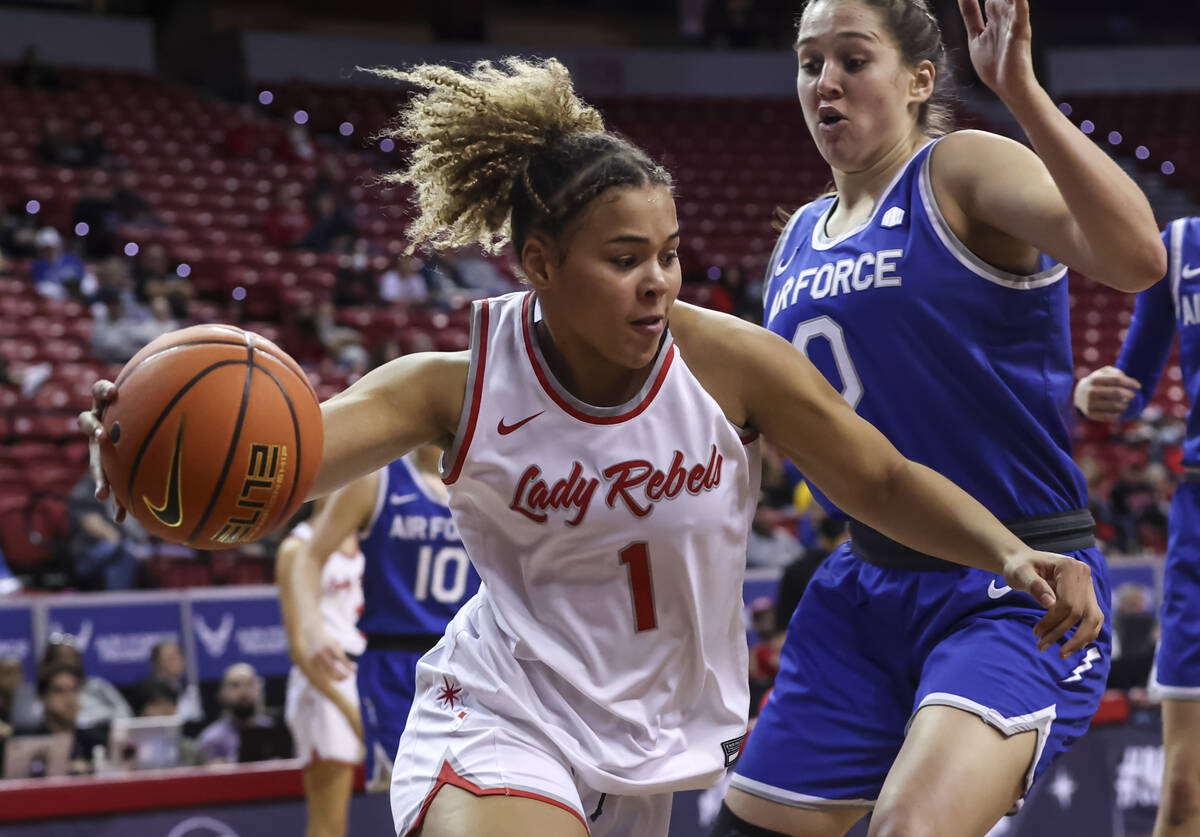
[
  {"xmin": 364, "ymin": 633, "xmax": 444, "ymax": 654},
  {"xmin": 1184, "ymin": 469, "xmax": 1200, "ymax": 483},
  {"xmin": 849, "ymin": 508, "xmax": 1096, "ymax": 572}
]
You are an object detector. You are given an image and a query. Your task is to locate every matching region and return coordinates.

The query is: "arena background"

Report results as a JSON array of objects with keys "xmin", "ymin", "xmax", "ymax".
[{"xmin": 0, "ymin": 1, "xmax": 1195, "ymax": 834}]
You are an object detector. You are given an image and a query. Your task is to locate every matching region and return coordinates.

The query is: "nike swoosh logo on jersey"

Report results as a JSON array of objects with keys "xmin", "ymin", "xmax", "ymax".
[
  {"xmin": 774, "ymin": 248, "xmax": 797, "ymax": 277},
  {"xmin": 143, "ymin": 419, "xmax": 186, "ymax": 527},
  {"xmin": 987, "ymin": 579, "xmax": 1013, "ymax": 599},
  {"xmin": 498, "ymin": 411, "xmax": 544, "ymax": 435},
  {"xmin": 389, "ymin": 493, "xmax": 419, "ymax": 505},
  {"xmin": 1183, "ymin": 264, "xmax": 1200, "ymax": 280}
]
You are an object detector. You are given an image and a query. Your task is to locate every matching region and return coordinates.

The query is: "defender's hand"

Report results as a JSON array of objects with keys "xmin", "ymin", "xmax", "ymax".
[
  {"xmin": 1074, "ymin": 366, "xmax": 1140, "ymax": 422},
  {"xmin": 1003, "ymin": 550, "xmax": 1104, "ymax": 658}
]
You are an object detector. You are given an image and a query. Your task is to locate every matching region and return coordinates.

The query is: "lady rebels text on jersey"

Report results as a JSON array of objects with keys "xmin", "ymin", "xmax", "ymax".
[{"xmin": 435, "ymin": 290, "xmax": 761, "ymax": 794}]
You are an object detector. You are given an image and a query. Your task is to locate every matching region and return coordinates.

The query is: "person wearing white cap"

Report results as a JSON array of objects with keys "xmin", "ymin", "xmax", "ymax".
[{"xmin": 31, "ymin": 226, "xmax": 86, "ymax": 299}]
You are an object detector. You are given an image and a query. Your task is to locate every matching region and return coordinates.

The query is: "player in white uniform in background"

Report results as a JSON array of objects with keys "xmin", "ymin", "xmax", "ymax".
[
  {"xmin": 278, "ymin": 504, "xmax": 366, "ymax": 837},
  {"xmin": 84, "ymin": 58, "xmax": 1104, "ymax": 837}
]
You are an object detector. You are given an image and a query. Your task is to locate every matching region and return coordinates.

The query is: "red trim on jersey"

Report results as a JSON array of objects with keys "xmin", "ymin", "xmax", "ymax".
[
  {"xmin": 402, "ymin": 759, "xmax": 588, "ymax": 836},
  {"xmin": 521, "ymin": 292, "xmax": 675, "ymax": 425},
  {"xmin": 443, "ymin": 300, "xmax": 490, "ymax": 485},
  {"xmin": 740, "ymin": 430, "xmax": 760, "ymax": 445}
]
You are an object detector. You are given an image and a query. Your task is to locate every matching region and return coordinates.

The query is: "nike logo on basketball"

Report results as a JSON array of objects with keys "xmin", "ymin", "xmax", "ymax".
[
  {"xmin": 497, "ymin": 411, "xmax": 543, "ymax": 435},
  {"xmin": 987, "ymin": 580, "xmax": 1012, "ymax": 599},
  {"xmin": 1183, "ymin": 264, "xmax": 1200, "ymax": 280},
  {"xmin": 144, "ymin": 419, "xmax": 185, "ymax": 527},
  {"xmin": 389, "ymin": 493, "xmax": 418, "ymax": 506}
]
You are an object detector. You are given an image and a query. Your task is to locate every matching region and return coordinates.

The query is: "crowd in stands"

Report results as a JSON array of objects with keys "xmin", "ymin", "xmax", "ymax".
[{"xmin": 0, "ymin": 635, "xmax": 291, "ymax": 778}]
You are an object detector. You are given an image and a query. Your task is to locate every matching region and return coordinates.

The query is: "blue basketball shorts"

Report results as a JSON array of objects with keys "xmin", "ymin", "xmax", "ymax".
[
  {"xmin": 732, "ymin": 542, "xmax": 1112, "ymax": 808},
  {"xmin": 1155, "ymin": 482, "xmax": 1200, "ymax": 698},
  {"xmin": 357, "ymin": 647, "xmax": 427, "ymax": 787}
]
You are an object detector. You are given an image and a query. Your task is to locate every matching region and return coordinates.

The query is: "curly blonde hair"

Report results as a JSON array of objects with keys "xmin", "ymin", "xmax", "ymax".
[{"xmin": 366, "ymin": 57, "xmax": 671, "ymax": 256}]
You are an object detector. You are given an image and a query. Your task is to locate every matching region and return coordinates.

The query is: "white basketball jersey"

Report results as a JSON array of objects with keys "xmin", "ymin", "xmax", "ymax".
[
  {"xmin": 440, "ymin": 290, "xmax": 760, "ymax": 795},
  {"xmin": 290, "ymin": 521, "xmax": 366, "ymax": 656}
]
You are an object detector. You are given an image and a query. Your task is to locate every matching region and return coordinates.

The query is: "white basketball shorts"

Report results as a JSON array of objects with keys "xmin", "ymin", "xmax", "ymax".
[
  {"xmin": 390, "ymin": 644, "xmax": 673, "ymax": 837},
  {"xmin": 285, "ymin": 666, "xmax": 364, "ymax": 766}
]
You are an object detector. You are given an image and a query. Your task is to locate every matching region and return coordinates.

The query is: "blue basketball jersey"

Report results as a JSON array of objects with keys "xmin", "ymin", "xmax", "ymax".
[
  {"xmin": 762, "ymin": 138, "xmax": 1086, "ymax": 521},
  {"xmin": 1116, "ymin": 217, "xmax": 1200, "ymax": 465},
  {"xmin": 357, "ymin": 455, "xmax": 481, "ymax": 636}
]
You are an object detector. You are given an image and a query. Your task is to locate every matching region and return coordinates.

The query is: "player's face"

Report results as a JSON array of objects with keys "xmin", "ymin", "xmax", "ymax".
[
  {"xmin": 795, "ymin": 0, "xmax": 929, "ymax": 172},
  {"xmin": 536, "ymin": 183, "xmax": 681, "ymax": 381}
]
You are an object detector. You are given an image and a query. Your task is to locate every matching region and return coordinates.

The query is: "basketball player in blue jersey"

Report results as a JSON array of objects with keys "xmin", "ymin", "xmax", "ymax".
[
  {"xmin": 1075, "ymin": 217, "xmax": 1200, "ymax": 837},
  {"xmin": 283, "ymin": 444, "xmax": 480, "ymax": 790},
  {"xmin": 711, "ymin": 1, "xmax": 1167, "ymax": 836}
]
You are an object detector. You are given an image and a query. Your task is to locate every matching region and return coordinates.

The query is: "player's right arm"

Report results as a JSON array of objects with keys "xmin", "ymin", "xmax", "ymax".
[
  {"xmin": 79, "ymin": 351, "xmax": 469, "ymax": 513},
  {"xmin": 277, "ymin": 475, "xmax": 377, "ymax": 740},
  {"xmin": 1075, "ymin": 226, "xmax": 1177, "ymax": 422},
  {"xmin": 310, "ymin": 351, "xmax": 468, "ymax": 498}
]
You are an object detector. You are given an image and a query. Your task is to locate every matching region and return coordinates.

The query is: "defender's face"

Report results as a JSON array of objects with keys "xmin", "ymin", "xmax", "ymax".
[{"xmin": 796, "ymin": 0, "xmax": 926, "ymax": 172}]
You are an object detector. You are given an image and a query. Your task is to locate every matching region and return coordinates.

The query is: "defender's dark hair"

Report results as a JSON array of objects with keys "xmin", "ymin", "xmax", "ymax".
[
  {"xmin": 799, "ymin": 0, "xmax": 956, "ymax": 137},
  {"xmin": 366, "ymin": 57, "xmax": 672, "ymax": 257}
]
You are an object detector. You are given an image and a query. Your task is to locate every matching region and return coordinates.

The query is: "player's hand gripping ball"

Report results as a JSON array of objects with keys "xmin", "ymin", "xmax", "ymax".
[{"xmin": 98, "ymin": 324, "xmax": 323, "ymax": 549}]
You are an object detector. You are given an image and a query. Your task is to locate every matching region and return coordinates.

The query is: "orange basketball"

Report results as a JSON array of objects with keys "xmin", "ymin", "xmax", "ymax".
[{"xmin": 99, "ymin": 324, "xmax": 323, "ymax": 550}]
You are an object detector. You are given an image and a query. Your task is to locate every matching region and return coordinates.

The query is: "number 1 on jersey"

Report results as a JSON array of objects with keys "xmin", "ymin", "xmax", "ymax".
[{"xmin": 619, "ymin": 542, "xmax": 658, "ymax": 632}]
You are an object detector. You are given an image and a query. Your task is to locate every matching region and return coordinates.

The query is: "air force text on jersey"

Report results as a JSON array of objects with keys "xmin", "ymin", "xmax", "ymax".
[
  {"xmin": 767, "ymin": 248, "xmax": 903, "ymax": 325},
  {"xmin": 388, "ymin": 511, "xmax": 460, "ymax": 542}
]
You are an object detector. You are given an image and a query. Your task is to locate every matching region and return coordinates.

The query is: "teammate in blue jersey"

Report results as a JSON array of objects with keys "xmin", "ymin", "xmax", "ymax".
[
  {"xmin": 283, "ymin": 444, "xmax": 480, "ymax": 790},
  {"xmin": 1075, "ymin": 217, "xmax": 1200, "ymax": 837},
  {"xmin": 711, "ymin": 1, "xmax": 1166, "ymax": 836}
]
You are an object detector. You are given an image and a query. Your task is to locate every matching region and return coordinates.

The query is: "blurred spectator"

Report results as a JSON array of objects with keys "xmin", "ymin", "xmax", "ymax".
[
  {"xmin": 298, "ymin": 193, "xmax": 357, "ymax": 254},
  {"xmin": 1110, "ymin": 458, "xmax": 1170, "ymax": 554},
  {"xmin": 71, "ymin": 174, "xmax": 118, "ymax": 258},
  {"xmin": 112, "ymin": 170, "xmax": 158, "ymax": 227},
  {"xmin": 306, "ymin": 157, "xmax": 347, "ymax": 209},
  {"xmin": 0, "ymin": 355, "xmax": 51, "ymax": 400},
  {"xmin": 66, "ymin": 472, "xmax": 150, "ymax": 590},
  {"xmin": 334, "ymin": 240, "xmax": 379, "ymax": 307},
  {"xmin": 37, "ymin": 118, "xmax": 84, "ymax": 167},
  {"xmin": 197, "ymin": 663, "xmax": 292, "ymax": 764},
  {"xmin": 137, "ymin": 678, "xmax": 179, "ymax": 717},
  {"xmin": 379, "ymin": 253, "xmax": 430, "ymax": 305},
  {"xmin": 0, "ymin": 196, "xmax": 40, "ymax": 258},
  {"xmin": 0, "ymin": 658, "xmax": 22, "ymax": 728},
  {"xmin": 746, "ymin": 505, "xmax": 803, "ymax": 569},
  {"xmin": 0, "ymin": 547, "xmax": 20, "ymax": 596},
  {"xmin": 91, "ymin": 291, "xmax": 176, "ymax": 364},
  {"xmin": 703, "ymin": 0, "xmax": 773, "ymax": 48},
  {"xmin": 262, "ymin": 184, "xmax": 309, "ymax": 248},
  {"xmin": 11, "ymin": 45, "xmax": 61, "ymax": 90},
  {"xmin": 1108, "ymin": 583, "xmax": 1159, "ymax": 690},
  {"xmin": 135, "ymin": 243, "xmax": 193, "ymax": 319},
  {"xmin": 76, "ymin": 117, "xmax": 110, "ymax": 168},
  {"xmin": 276, "ymin": 122, "xmax": 318, "ymax": 165},
  {"xmin": 30, "ymin": 635, "xmax": 132, "ymax": 730},
  {"xmin": 775, "ymin": 513, "xmax": 849, "ymax": 631},
  {"xmin": 313, "ymin": 301, "xmax": 369, "ymax": 374},
  {"xmin": 747, "ymin": 597, "xmax": 781, "ymax": 711},
  {"xmin": 19, "ymin": 664, "xmax": 108, "ymax": 775},
  {"xmin": 439, "ymin": 247, "xmax": 512, "ymax": 297},
  {"xmin": 138, "ymin": 641, "xmax": 202, "ymax": 724},
  {"xmin": 30, "ymin": 227, "xmax": 87, "ymax": 299}
]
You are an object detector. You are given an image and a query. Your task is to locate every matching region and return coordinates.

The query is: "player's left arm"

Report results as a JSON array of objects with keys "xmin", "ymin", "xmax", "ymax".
[
  {"xmin": 931, "ymin": 129, "xmax": 1164, "ymax": 293},
  {"xmin": 952, "ymin": 0, "xmax": 1164, "ymax": 292},
  {"xmin": 673, "ymin": 303, "xmax": 1102, "ymax": 656}
]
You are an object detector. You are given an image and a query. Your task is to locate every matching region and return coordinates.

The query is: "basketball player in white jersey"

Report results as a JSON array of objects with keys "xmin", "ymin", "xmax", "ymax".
[
  {"xmin": 278, "ymin": 503, "xmax": 366, "ymax": 837},
  {"xmin": 84, "ymin": 58, "xmax": 1103, "ymax": 837}
]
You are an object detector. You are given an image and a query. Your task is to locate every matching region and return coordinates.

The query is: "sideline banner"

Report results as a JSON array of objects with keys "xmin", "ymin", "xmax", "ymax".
[{"xmin": 45, "ymin": 600, "xmax": 181, "ymax": 686}]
